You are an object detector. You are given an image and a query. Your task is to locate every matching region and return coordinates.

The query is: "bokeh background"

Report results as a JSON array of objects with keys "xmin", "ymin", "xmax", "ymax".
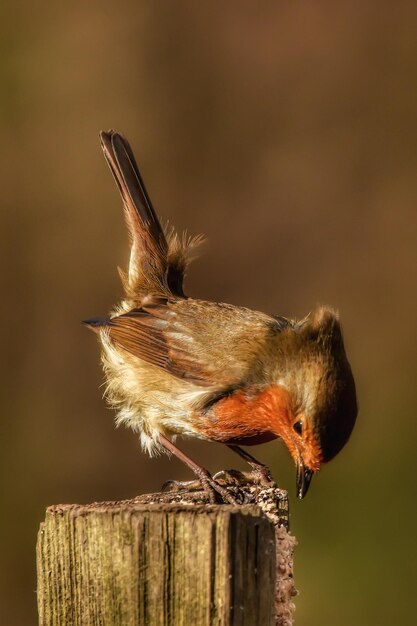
[{"xmin": 1, "ymin": 2, "xmax": 416, "ymax": 624}]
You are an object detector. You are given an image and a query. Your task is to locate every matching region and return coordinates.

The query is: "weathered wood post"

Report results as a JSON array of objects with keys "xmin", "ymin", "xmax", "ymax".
[{"xmin": 37, "ymin": 486, "xmax": 296, "ymax": 626}]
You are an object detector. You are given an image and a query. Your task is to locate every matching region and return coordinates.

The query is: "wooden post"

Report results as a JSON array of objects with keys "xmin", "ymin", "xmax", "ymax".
[{"xmin": 37, "ymin": 486, "xmax": 296, "ymax": 626}]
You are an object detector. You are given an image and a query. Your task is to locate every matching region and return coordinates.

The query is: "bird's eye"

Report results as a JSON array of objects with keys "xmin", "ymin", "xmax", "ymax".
[{"xmin": 293, "ymin": 420, "xmax": 303, "ymax": 435}]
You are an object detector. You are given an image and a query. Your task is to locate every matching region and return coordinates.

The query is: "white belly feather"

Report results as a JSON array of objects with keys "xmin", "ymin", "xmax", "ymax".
[{"xmin": 100, "ymin": 330, "xmax": 211, "ymax": 455}]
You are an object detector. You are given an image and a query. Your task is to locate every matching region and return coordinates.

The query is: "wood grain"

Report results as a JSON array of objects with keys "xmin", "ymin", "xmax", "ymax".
[{"xmin": 37, "ymin": 486, "xmax": 296, "ymax": 625}]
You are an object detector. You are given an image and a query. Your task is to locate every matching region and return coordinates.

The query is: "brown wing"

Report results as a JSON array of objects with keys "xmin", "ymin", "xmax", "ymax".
[{"xmin": 106, "ymin": 298, "xmax": 274, "ymax": 388}]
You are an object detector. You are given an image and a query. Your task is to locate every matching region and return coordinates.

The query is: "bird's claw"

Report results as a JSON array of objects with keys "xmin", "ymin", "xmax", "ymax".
[
  {"xmin": 214, "ymin": 467, "xmax": 276, "ymax": 489},
  {"xmin": 161, "ymin": 478, "xmax": 203, "ymax": 493},
  {"xmin": 161, "ymin": 475, "xmax": 241, "ymax": 505},
  {"xmin": 213, "ymin": 469, "xmax": 251, "ymax": 485}
]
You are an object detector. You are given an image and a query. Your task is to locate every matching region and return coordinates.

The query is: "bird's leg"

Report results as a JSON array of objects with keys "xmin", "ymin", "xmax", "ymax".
[
  {"xmin": 227, "ymin": 444, "xmax": 276, "ymax": 487},
  {"xmin": 158, "ymin": 434, "xmax": 239, "ymax": 505}
]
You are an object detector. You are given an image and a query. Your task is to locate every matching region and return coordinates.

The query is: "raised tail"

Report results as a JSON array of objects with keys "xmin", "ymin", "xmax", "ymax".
[
  {"xmin": 100, "ymin": 130, "xmax": 204, "ymax": 299},
  {"xmin": 100, "ymin": 130, "xmax": 169, "ymax": 296}
]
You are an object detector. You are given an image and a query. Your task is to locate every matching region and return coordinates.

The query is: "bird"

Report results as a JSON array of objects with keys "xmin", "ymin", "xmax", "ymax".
[{"xmin": 84, "ymin": 130, "xmax": 357, "ymax": 502}]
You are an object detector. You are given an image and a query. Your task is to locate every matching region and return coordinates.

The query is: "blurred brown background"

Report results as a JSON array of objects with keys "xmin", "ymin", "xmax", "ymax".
[{"xmin": 1, "ymin": 2, "xmax": 416, "ymax": 624}]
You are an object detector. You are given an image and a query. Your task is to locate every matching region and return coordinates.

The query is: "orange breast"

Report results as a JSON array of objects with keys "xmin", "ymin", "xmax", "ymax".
[{"xmin": 197, "ymin": 386, "xmax": 293, "ymax": 446}]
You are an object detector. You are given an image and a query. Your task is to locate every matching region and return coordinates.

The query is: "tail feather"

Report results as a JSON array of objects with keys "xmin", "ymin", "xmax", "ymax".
[
  {"xmin": 100, "ymin": 130, "xmax": 168, "ymax": 295},
  {"xmin": 100, "ymin": 130, "xmax": 204, "ymax": 300},
  {"xmin": 82, "ymin": 317, "xmax": 110, "ymax": 334}
]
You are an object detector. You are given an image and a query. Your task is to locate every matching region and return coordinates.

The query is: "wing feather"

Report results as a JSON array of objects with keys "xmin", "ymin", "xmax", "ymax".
[{"xmin": 107, "ymin": 299, "xmax": 275, "ymax": 388}]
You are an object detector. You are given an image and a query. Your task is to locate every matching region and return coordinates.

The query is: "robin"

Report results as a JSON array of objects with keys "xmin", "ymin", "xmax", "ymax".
[{"xmin": 85, "ymin": 130, "xmax": 357, "ymax": 502}]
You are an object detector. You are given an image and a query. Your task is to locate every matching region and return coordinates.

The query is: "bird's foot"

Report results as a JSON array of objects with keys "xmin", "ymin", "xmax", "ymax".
[
  {"xmin": 162, "ymin": 478, "xmax": 203, "ymax": 493},
  {"xmin": 214, "ymin": 467, "xmax": 277, "ymax": 489},
  {"xmin": 249, "ymin": 464, "xmax": 276, "ymax": 488},
  {"xmin": 213, "ymin": 469, "xmax": 252, "ymax": 485},
  {"xmin": 226, "ymin": 445, "xmax": 276, "ymax": 488},
  {"xmin": 161, "ymin": 473, "xmax": 241, "ymax": 505}
]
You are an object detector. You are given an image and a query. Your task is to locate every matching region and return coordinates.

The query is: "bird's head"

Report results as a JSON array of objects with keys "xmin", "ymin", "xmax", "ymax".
[{"xmin": 271, "ymin": 306, "xmax": 358, "ymax": 498}]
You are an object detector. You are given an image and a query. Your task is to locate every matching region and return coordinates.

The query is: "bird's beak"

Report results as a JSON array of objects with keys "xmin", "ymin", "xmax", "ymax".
[{"xmin": 296, "ymin": 461, "xmax": 314, "ymax": 499}]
